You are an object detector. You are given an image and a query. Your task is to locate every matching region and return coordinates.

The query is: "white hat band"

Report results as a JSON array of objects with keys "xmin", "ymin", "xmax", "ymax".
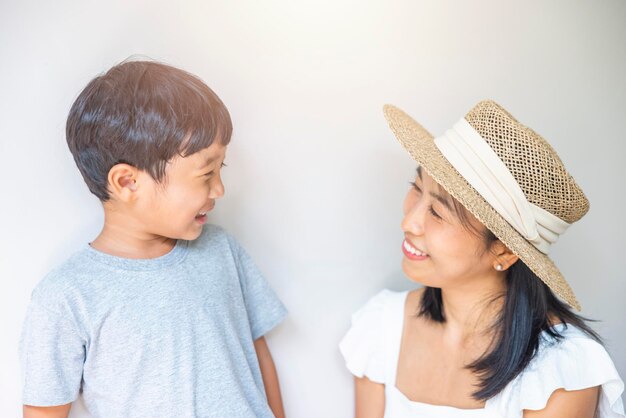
[{"xmin": 433, "ymin": 118, "xmax": 570, "ymax": 254}]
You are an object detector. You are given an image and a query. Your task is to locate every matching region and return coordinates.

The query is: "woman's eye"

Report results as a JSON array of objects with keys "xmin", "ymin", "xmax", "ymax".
[
  {"xmin": 221, "ymin": 162, "xmax": 227, "ymax": 168},
  {"xmin": 429, "ymin": 206, "xmax": 441, "ymax": 219},
  {"xmin": 410, "ymin": 181, "xmax": 422, "ymax": 193}
]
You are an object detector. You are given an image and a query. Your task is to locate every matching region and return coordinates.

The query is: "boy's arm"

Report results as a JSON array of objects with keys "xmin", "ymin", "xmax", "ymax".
[
  {"xmin": 23, "ymin": 404, "xmax": 71, "ymax": 418},
  {"xmin": 254, "ymin": 337, "xmax": 285, "ymax": 418}
]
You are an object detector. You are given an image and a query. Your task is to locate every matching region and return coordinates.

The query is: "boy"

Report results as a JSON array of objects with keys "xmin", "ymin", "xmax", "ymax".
[{"xmin": 19, "ymin": 60, "xmax": 287, "ymax": 418}]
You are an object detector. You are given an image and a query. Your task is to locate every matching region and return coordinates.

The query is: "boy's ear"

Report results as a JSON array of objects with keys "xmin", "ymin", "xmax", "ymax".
[
  {"xmin": 491, "ymin": 240, "xmax": 519, "ymax": 271},
  {"xmin": 107, "ymin": 163, "xmax": 140, "ymax": 202}
]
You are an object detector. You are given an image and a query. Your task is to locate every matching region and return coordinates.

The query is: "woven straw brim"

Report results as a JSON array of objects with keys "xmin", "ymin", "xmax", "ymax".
[{"xmin": 383, "ymin": 104, "xmax": 580, "ymax": 311}]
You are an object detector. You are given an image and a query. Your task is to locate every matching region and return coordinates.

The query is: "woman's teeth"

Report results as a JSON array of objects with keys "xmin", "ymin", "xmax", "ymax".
[{"xmin": 403, "ymin": 240, "xmax": 427, "ymax": 256}]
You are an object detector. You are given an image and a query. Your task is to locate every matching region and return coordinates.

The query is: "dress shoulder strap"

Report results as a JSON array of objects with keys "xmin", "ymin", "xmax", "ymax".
[{"xmin": 384, "ymin": 290, "xmax": 409, "ymax": 385}]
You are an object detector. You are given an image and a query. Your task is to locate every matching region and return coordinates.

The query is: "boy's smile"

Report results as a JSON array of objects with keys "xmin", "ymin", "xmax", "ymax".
[
  {"xmin": 194, "ymin": 200, "xmax": 216, "ymax": 225},
  {"xmin": 92, "ymin": 141, "xmax": 227, "ymax": 259},
  {"xmin": 141, "ymin": 141, "xmax": 227, "ymax": 240}
]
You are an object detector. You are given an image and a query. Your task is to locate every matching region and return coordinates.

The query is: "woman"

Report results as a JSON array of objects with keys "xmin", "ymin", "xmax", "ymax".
[{"xmin": 340, "ymin": 101, "xmax": 624, "ymax": 417}]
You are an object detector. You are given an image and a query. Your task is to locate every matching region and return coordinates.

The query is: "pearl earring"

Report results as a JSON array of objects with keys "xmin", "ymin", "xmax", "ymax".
[{"xmin": 495, "ymin": 264, "xmax": 503, "ymax": 271}]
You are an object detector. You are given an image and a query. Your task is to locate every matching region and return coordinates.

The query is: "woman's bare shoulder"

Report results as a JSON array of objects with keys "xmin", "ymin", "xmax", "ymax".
[
  {"xmin": 403, "ymin": 287, "xmax": 434, "ymax": 330},
  {"xmin": 405, "ymin": 287, "xmax": 425, "ymax": 313}
]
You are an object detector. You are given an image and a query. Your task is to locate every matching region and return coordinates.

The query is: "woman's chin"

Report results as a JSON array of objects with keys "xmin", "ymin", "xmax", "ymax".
[
  {"xmin": 402, "ymin": 266, "xmax": 428, "ymax": 285},
  {"xmin": 402, "ymin": 260, "xmax": 425, "ymax": 279},
  {"xmin": 402, "ymin": 264, "xmax": 443, "ymax": 288}
]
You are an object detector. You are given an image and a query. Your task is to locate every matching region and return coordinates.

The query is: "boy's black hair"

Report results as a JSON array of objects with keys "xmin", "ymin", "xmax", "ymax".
[{"xmin": 66, "ymin": 60, "xmax": 232, "ymax": 201}]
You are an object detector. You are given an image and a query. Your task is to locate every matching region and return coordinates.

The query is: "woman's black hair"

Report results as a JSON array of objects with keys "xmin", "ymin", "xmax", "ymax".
[{"xmin": 417, "ymin": 171, "xmax": 601, "ymax": 401}]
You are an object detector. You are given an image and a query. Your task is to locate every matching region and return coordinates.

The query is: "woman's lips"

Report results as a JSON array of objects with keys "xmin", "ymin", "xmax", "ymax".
[{"xmin": 402, "ymin": 239, "xmax": 429, "ymax": 261}]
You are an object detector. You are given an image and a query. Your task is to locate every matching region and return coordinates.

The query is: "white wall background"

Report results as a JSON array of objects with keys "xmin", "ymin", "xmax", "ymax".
[{"xmin": 1, "ymin": 0, "xmax": 624, "ymax": 416}]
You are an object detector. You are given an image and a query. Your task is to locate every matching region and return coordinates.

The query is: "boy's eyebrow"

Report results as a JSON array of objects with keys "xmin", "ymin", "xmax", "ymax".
[{"xmin": 198, "ymin": 156, "xmax": 217, "ymax": 170}]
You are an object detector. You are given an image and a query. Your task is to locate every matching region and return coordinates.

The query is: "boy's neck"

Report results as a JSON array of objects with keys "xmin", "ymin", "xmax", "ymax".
[{"xmin": 90, "ymin": 211, "xmax": 176, "ymax": 259}]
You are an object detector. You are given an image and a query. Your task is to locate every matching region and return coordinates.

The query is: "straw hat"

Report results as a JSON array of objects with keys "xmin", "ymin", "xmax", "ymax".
[{"xmin": 383, "ymin": 100, "xmax": 588, "ymax": 310}]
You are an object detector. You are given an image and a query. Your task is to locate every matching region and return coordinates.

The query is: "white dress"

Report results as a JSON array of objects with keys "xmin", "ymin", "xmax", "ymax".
[{"xmin": 339, "ymin": 290, "xmax": 625, "ymax": 418}]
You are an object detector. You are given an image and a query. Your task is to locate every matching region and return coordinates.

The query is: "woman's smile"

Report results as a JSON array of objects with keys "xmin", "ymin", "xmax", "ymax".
[{"xmin": 402, "ymin": 238, "xmax": 429, "ymax": 261}]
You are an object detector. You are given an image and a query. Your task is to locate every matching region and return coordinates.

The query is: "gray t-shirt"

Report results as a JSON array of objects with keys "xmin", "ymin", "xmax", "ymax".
[{"xmin": 20, "ymin": 224, "xmax": 287, "ymax": 417}]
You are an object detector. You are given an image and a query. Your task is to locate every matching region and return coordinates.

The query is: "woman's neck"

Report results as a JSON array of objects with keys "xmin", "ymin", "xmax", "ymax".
[{"xmin": 438, "ymin": 276, "xmax": 506, "ymax": 342}]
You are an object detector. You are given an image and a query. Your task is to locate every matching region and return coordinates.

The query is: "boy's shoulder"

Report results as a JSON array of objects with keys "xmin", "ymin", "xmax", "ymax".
[
  {"xmin": 32, "ymin": 225, "xmax": 242, "ymax": 299},
  {"xmin": 196, "ymin": 223, "xmax": 228, "ymax": 242},
  {"xmin": 193, "ymin": 223, "xmax": 239, "ymax": 252},
  {"xmin": 30, "ymin": 246, "xmax": 96, "ymax": 306}
]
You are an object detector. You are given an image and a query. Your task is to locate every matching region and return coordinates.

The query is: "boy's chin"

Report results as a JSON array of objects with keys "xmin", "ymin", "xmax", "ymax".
[
  {"xmin": 178, "ymin": 228, "xmax": 204, "ymax": 241},
  {"xmin": 160, "ymin": 225, "xmax": 204, "ymax": 242}
]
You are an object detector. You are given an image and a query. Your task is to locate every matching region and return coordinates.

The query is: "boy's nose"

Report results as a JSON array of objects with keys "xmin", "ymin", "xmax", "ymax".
[{"xmin": 209, "ymin": 175, "xmax": 225, "ymax": 199}]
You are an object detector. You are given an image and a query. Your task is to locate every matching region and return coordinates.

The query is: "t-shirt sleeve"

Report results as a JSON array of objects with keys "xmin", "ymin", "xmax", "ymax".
[
  {"xmin": 227, "ymin": 235, "xmax": 287, "ymax": 340},
  {"xmin": 19, "ymin": 289, "xmax": 86, "ymax": 406}
]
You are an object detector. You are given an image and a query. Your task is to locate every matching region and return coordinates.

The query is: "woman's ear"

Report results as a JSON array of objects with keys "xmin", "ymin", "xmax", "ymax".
[
  {"xmin": 107, "ymin": 163, "xmax": 139, "ymax": 202},
  {"xmin": 491, "ymin": 240, "xmax": 519, "ymax": 271}
]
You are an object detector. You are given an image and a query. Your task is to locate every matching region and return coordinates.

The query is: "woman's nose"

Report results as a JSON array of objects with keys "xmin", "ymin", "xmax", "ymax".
[{"xmin": 401, "ymin": 201, "xmax": 426, "ymax": 236}]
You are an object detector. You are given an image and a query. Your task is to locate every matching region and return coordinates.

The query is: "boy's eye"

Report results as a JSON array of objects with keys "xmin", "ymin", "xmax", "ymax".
[
  {"xmin": 203, "ymin": 162, "xmax": 226, "ymax": 179},
  {"xmin": 410, "ymin": 181, "xmax": 422, "ymax": 193}
]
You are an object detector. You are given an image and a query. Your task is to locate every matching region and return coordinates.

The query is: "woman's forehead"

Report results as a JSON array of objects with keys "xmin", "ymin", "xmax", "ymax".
[{"xmin": 415, "ymin": 166, "xmax": 449, "ymax": 196}]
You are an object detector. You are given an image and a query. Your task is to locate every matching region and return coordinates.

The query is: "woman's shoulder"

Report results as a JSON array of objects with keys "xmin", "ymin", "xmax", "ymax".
[
  {"xmin": 339, "ymin": 288, "xmax": 412, "ymax": 384},
  {"xmin": 532, "ymin": 324, "xmax": 614, "ymax": 374},
  {"xmin": 489, "ymin": 324, "xmax": 625, "ymax": 417},
  {"xmin": 356, "ymin": 288, "xmax": 410, "ymax": 317}
]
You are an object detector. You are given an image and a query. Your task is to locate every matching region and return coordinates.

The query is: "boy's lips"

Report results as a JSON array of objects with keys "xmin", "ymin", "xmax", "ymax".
[
  {"xmin": 197, "ymin": 202, "xmax": 215, "ymax": 216},
  {"xmin": 195, "ymin": 214, "xmax": 208, "ymax": 225},
  {"xmin": 402, "ymin": 239, "xmax": 429, "ymax": 260},
  {"xmin": 195, "ymin": 203, "xmax": 215, "ymax": 224}
]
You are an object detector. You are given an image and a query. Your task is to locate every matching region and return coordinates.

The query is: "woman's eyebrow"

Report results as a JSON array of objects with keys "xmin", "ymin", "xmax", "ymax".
[{"xmin": 429, "ymin": 191, "xmax": 452, "ymax": 210}]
